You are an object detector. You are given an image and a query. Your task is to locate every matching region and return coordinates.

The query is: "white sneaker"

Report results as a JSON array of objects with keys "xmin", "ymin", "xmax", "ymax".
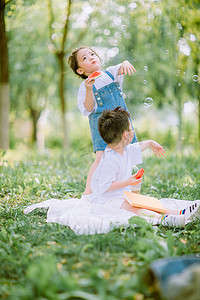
[
  {"xmin": 181, "ymin": 201, "xmax": 200, "ymax": 221},
  {"xmin": 158, "ymin": 215, "xmax": 185, "ymax": 228}
]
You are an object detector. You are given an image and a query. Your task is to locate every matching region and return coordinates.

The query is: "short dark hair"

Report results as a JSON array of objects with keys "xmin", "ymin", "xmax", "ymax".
[
  {"xmin": 98, "ymin": 107, "xmax": 130, "ymax": 144},
  {"xmin": 68, "ymin": 46, "xmax": 101, "ymax": 79}
]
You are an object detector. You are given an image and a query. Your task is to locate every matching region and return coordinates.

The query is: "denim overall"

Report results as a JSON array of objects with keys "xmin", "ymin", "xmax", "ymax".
[{"xmin": 88, "ymin": 70, "xmax": 137, "ymax": 152}]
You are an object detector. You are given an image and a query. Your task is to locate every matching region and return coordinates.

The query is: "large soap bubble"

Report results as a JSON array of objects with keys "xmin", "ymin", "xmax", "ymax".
[
  {"xmin": 192, "ymin": 75, "xmax": 198, "ymax": 82},
  {"xmin": 144, "ymin": 97, "xmax": 153, "ymax": 108}
]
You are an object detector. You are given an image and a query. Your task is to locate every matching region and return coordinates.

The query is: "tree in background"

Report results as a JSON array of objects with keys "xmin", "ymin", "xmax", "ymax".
[
  {"xmin": 0, "ymin": 0, "xmax": 10, "ymax": 149},
  {"xmin": 2, "ymin": 0, "xmax": 199, "ymax": 150},
  {"xmin": 47, "ymin": 0, "xmax": 102, "ymax": 148},
  {"xmin": 106, "ymin": 0, "xmax": 200, "ymax": 149},
  {"xmin": 7, "ymin": 0, "xmax": 56, "ymax": 146}
]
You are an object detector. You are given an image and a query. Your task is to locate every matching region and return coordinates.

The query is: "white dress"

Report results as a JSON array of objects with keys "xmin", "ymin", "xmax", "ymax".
[{"xmin": 24, "ymin": 196, "xmax": 197, "ymax": 235}]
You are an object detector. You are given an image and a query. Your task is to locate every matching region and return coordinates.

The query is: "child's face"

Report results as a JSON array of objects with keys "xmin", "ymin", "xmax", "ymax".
[{"xmin": 76, "ymin": 48, "xmax": 101, "ymax": 77}]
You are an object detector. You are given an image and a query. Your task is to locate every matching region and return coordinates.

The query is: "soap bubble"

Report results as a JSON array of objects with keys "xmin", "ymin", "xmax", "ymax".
[
  {"xmin": 190, "ymin": 34, "xmax": 196, "ymax": 42},
  {"xmin": 192, "ymin": 75, "xmax": 199, "ymax": 82},
  {"xmin": 103, "ymin": 29, "xmax": 110, "ymax": 36},
  {"xmin": 122, "ymin": 25, "xmax": 127, "ymax": 31},
  {"xmin": 144, "ymin": 66, "xmax": 148, "ymax": 71},
  {"xmin": 166, "ymin": 50, "xmax": 169, "ymax": 54},
  {"xmin": 144, "ymin": 97, "xmax": 153, "ymax": 108},
  {"xmin": 143, "ymin": 80, "xmax": 147, "ymax": 84},
  {"xmin": 177, "ymin": 23, "xmax": 183, "ymax": 30}
]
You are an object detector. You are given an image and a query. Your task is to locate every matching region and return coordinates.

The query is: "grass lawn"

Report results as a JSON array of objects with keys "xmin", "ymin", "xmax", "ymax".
[{"xmin": 0, "ymin": 148, "xmax": 200, "ymax": 299}]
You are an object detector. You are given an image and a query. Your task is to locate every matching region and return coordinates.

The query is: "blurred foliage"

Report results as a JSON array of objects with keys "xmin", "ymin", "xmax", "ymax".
[{"xmin": 4, "ymin": 0, "xmax": 200, "ymax": 149}]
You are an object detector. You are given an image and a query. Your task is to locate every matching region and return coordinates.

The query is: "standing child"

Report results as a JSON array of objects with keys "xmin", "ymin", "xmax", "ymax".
[{"xmin": 68, "ymin": 46, "xmax": 137, "ymax": 194}]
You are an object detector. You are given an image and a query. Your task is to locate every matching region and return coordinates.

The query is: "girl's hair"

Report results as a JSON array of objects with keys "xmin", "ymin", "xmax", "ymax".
[
  {"xmin": 98, "ymin": 107, "xmax": 131, "ymax": 145},
  {"xmin": 68, "ymin": 46, "xmax": 100, "ymax": 79}
]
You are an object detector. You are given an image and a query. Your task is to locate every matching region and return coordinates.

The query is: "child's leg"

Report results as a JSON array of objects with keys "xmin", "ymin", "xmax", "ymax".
[
  {"xmin": 121, "ymin": 201, "xmax": 185, "ymax": 227},
  {"xmin": 84, "ymin": 151, "xmax": 104, "ymax": 195},
  {"xmin": 121, "ymin": 201, "xmax": 161, "ymax": 218}
]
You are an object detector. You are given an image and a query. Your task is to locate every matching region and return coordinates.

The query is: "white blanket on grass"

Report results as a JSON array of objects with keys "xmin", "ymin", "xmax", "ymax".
[{"xmin": 24, "ymin": 195, "xmax": 199, "ymax": 235}]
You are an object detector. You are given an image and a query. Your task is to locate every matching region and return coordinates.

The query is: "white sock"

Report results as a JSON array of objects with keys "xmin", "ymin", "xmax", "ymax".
[{"xmin": 157, "ymin": 214, "xmax": 185, "ymax": 228}]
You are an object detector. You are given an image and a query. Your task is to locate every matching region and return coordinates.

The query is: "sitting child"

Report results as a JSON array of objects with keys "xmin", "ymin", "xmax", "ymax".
[{"xmin": 89, "ymin": 106, "xmax": 199, "ymax": 227}]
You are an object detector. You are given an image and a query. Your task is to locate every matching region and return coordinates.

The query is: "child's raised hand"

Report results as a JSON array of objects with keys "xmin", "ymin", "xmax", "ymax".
[
  {"xmin": 85, "ymin": 78, "xmax": 95, "ymax": 90},
  {"xmin": 150, "ymin": 141, "xmax": 165, "ymax": 157},
  {"xmin": 126, "ymin": 175, "xmax": 142, "ymax": 186},
  {"xmin": 118, "ymin": 60, "xmax": 136, "ymax": 76}
]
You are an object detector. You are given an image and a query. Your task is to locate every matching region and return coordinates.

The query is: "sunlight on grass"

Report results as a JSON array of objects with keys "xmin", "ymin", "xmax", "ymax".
[{"xmin": 0, "ymin": 149, "xmax": 199, "ymax": 299}]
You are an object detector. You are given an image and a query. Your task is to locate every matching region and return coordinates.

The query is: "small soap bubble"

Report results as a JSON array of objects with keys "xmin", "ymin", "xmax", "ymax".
[
  {"xmin": 122, "ymin": 25, "xmax": 127, "ymax": 31},
  {"xmin": 177, "ymin": 23, "xmax": 182, "ymax": 30},
  {"xmin": 144, "ymin": 97, "xmax": 153, "ymax": 108},
  {"xmin": 144, "ymin": 80, "xmax": 147, "ymax": 84},
  {"xmin": 177, "ymin": 70, "xmax": 180, "ymax": 74},
  {"xmin": 192, "ymin": 75, "xmax": 199, "ymax": 82},
  {"xmin": 166, "ymin": 50, "xmax": 169, "ymax": 54},
  {"xmin": 190, "ymin": 34, "xmax": 196, "ymax": 42},
  {"xmin": 144, "ymin": 66, "xmax": 148, "ymax": 71}
]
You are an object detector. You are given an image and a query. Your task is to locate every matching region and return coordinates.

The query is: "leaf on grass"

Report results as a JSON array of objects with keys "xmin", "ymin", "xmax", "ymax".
[
  {"xmin": 67, "ymin": 291, "xmax": 101, "ymax": 300},
  {"xmin": 128, "ymin": 216, "xmax": 148, "ymax": 227},
  {"xmin": 72, "ymin": 262, "xmax": 83, "ymax": 269}
]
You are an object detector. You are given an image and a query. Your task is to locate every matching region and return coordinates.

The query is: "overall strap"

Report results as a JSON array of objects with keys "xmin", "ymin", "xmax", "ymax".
[
  {"xmin": 103, "ymin": 70, "xmax": 114, "ymax": 81},
  {"xmin": 92, "ymin": 84, "xmax": 103, "ymax": 107}
]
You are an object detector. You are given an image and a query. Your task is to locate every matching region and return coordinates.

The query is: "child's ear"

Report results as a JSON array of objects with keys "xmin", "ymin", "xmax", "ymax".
[
  {"xmin": 77, "ymin": 68, "xmax": 84, "ymax": 75},
  {"xmin": 124, "ymin": 131, "xmax": 128, "ymax": 139}
]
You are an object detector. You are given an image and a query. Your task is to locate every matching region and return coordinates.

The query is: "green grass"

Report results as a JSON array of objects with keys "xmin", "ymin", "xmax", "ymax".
[{"xmin": 0, "ymin": 149, "xmax": 200, "ymax": 299}]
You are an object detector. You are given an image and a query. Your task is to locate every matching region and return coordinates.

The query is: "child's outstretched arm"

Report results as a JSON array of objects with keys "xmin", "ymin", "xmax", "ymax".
[
  {"xmin": 118, "ymin": 61, "xmax": 136, "ymax": 76},
  {"xmin": 138, "ymin": 140, "xmax": 165, "ymax": 157}
]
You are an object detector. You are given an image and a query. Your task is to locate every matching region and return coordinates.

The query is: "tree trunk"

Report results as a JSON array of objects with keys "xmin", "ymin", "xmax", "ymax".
[
  {"xmin": 198, "ymin": 85, "xmax": 200, "ymax": 148},
  {"xmin": 194, "ymin": 58, "xmax": 200, "ymax": 148},
  {"xmin": 176, "ymin": 95, "xmax": 182, "ymax": 152},
  {"xmin": 0, "ymin": 0, "xmax": 9, "ymax": 149},
  {"xmin": 30, "ymin": 109, "xmax": 40, "ymax": 144},
  {"xmin": 27, "ymin": 89, "xmax": 42, "ymax": 144},
  {"xmin": 57, "ymin": 52, "xmax": 69, "ymax": 149}
]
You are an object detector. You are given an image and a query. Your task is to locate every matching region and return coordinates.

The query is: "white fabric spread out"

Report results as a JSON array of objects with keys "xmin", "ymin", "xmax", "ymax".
[{"xmin": 24, "ymin": 195, "xmax": 197, "ymax": 235}]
